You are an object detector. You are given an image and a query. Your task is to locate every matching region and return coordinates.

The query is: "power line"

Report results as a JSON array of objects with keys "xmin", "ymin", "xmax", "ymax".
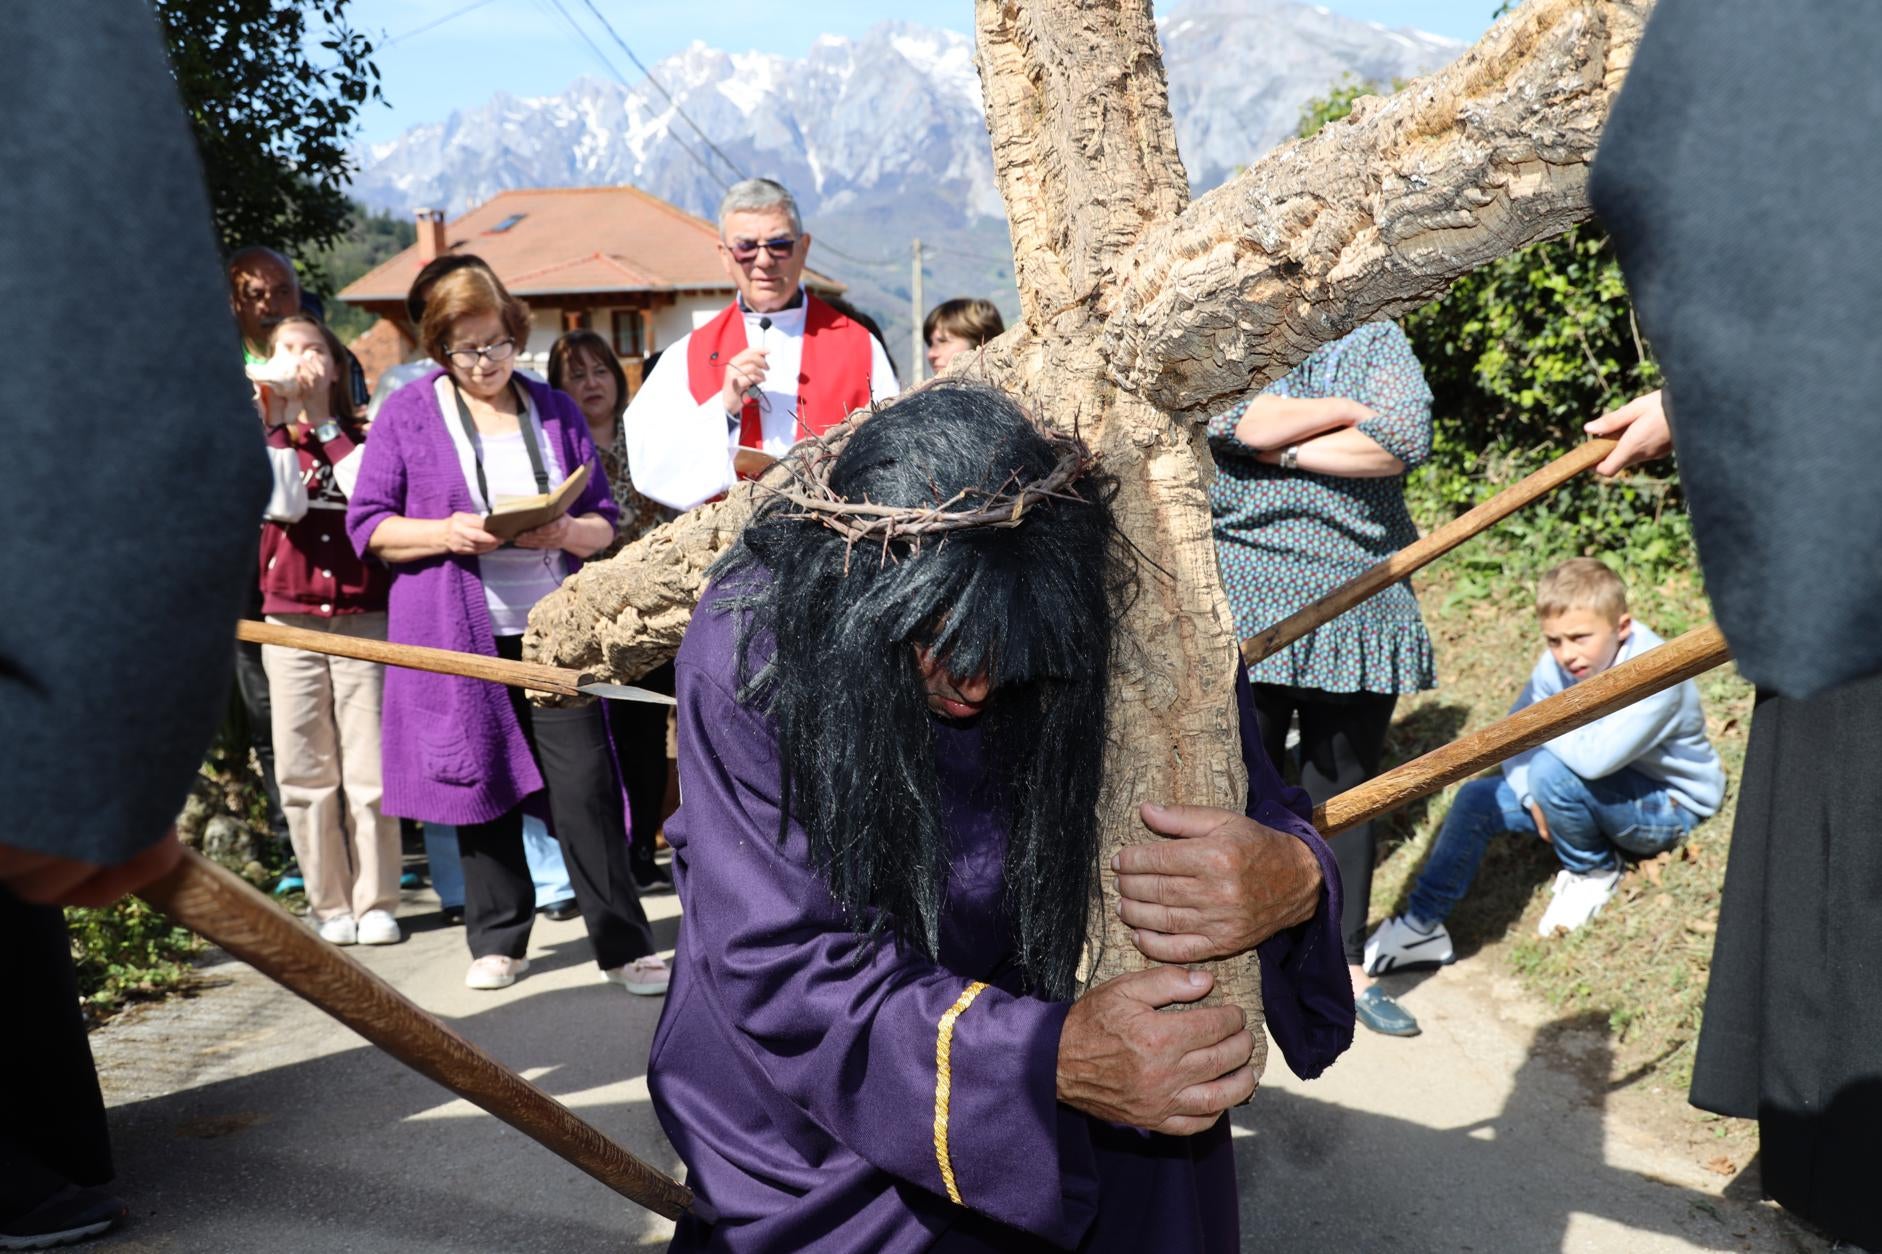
[
  {"xmin": 382, "ymin": 0, "xmax": 506, "ymax": 48},
  {"xmin": 536, "ymin": 0, "xmax": 731, "ymax": 193},
  {"xmin": 926, "ymin": 244, "xmax": 1015, "ymax": 267},
  {"xmin": 576, "ymin": 0, "xmax": 748, "ymax": 185},
  {"xmin": 813, "ymin": 240, "xmax": 905, "ymax": 269}
]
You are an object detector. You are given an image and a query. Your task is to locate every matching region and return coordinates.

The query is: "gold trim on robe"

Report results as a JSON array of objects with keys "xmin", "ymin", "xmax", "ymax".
[{"xmin": 932, "ymin": 980, "xmax": 990, "ymax": 1205}]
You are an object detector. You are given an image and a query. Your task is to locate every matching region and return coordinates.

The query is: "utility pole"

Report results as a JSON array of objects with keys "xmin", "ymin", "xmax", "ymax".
[{"xmin": 910, "ymin": 237, "xmax": 925, "ymax": 382}]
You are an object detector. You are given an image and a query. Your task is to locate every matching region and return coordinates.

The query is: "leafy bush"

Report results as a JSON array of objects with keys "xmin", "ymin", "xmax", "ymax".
[
  {"xmin": 1402, "ymin": 225, "xmax": 1683, "ymax": 592},
  {"xmin": 66, "ymin": 897, "xmax": 202, "ymax": 1020}
]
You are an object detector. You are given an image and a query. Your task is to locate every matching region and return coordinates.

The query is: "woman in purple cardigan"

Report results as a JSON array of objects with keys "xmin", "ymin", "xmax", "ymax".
[{"xmin": 346, "ymin": 266, "xmax": 666, "ymax": 995}]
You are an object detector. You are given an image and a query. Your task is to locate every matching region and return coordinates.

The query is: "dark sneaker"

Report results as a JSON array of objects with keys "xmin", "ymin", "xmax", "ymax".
[
  {"xmin": 1354, "ymin": 985, "xmax": 1421, "ymax": 1037},
  {"xmin": 1363, "ymin": 914, "xmax": 1455, "ymax": 976},
  {"xmin": 632, "ymin": 865, "xmax": 674, "ymax": 893},
  {"xmin": 0, "ymin": 1184, "xmax": 128, "ymax": 1250},
  {"xmin": 541, "ymin": 899, "xmax": 580, "ymax": 922}
]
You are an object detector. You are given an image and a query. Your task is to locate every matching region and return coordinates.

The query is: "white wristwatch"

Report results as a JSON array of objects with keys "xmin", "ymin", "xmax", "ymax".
[{"xmin": 1280, "ymin": 444, "xmax": 1300, "ymax": 471}]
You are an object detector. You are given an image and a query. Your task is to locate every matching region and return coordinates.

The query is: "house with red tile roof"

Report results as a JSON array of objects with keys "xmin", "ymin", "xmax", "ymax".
[{"xmin": 337, "ymin": 185, "xmax": 844, "ymax": 390}]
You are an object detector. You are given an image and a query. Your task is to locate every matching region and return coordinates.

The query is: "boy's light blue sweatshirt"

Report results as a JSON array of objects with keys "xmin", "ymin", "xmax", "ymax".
[{"xmin": 1502, "ymin": 620, "xmax": 1726, "ymax": 817}]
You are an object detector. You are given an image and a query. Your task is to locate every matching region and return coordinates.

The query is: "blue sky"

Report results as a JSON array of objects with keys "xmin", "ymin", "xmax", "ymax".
[{"xmin": 344, "ymin": 0, "xmax": 1502, "ymax": 149}]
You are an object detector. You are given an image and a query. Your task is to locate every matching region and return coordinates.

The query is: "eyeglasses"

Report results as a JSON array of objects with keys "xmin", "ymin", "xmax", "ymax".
[
  {"xmin": 446, "ymin": 338, "xmax": 517, "ymax": 369},
  {"xmin": 240, "ymin": 281, "xmax": 297, "ymax": 304},
  {"xmin": 724, "ymin": 236, "xmax": 798, "ymax": 264}
]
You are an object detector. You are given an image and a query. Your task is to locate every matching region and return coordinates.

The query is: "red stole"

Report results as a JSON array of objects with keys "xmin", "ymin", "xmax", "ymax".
[{"xmin": 685, "ymin": 295, "xmax": 875, "ymax": 458}]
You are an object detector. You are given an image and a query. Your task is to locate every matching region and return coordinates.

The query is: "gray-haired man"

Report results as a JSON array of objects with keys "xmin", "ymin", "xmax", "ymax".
[{"xmin": 625, "ymin": 178, "xmax": 897, "ymax": 510}]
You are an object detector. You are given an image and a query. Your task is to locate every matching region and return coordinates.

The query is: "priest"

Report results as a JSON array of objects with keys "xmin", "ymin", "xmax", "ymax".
[
  {"xmin": 648, "ymin": 383, "xmax": 1354, "ymax": 1252},
  {"xmin": 624, "ymin": 177, "xmax": 898, "ymax": 510}
]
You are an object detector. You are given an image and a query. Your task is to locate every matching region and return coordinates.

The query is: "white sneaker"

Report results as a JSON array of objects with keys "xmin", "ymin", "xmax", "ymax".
[
  {"xmin": 317, "ymin": 915, "xmax": 357, "ymax": 945},
  {"xmin": 1363, "ymin": 914, "xmax": 1455, "ymax": 976},
  {"xmin": 356, "ymin": 909, "xmax": 402, "ymax": 946},
  {"xmin": 466, "ymin": 955, "xmax": 529, "ymax": 990},
  {"xmin": 1536, "ymin": 866, "xmax": 1621, "ymax": 936},
  {"xmin": 601, "ymin": 956, "xmax": 671, "ymax": 996}
]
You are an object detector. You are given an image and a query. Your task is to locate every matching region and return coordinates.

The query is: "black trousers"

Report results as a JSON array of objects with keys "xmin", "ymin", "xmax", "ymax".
[
  {"xmin": 231, "ymin": 635, "xmax": 288, "ymax": 840},
  {"xmin": 0, "ymin": 891, "xmax": 113, "ymax": 1216},
  {"xmin": 1250, "ymin": 683, "xmax": 1398, "ymax": 965},
  {"xmin": 234, "ymin": 567, "xmax": 288, "ymax": 842},
  {"xmin": 1690, "ymin": 681, "xmax": 1882, "ymax": 1248},
  {"xmin": 604, "ymin": 661, "xmax": 675, "ymax": 883},
  {"xmin": 458, "ymin": 635, "xmax": 654, "ymax": 969}
]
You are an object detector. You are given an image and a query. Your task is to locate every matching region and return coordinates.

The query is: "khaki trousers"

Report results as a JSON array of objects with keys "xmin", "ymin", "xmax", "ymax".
[{"xmin": 261, "ymin": 612, "xmax": 399, "ymax": 922}]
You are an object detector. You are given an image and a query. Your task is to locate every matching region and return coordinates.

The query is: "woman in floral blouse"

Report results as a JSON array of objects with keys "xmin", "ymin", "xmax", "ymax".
[
  {"xmin": 549, "ymin": 330, "xmax": 677, "ymax": 891},
  {"xmin": 1207, "ymin": 321, "xmax": 1436, "ymax": 1038}
]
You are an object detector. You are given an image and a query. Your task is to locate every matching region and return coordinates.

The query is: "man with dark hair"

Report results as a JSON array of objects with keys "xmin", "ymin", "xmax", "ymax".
[
  {"xmin": 228, "ymin": 245, "xmax": 300, "ymax": 364},
  {"xmin": 649, "ymin": 384, "xmax": 1351, "ymax": 1251}
]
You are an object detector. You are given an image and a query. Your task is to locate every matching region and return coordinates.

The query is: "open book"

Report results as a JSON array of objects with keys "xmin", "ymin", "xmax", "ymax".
[{"xmin": 483, "ymin": 463, "xmax": 590, "ymax": 542}]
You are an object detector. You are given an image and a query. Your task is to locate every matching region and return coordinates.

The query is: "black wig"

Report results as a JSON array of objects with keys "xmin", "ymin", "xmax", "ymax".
[{"xmin": 710, "ymin": 383, "xmax": 1127, "ymax": 998}]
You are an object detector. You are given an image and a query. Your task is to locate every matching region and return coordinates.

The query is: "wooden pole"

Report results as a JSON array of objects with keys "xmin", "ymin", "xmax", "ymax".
[
  {"xmin": 139, "ymin": 851, "xmax": 697, "ymax": 1219},
  {"xmin": 1316, "ymin": 622, "xmax": 1731, "ymax": 835},
  {"xmin": 1242, "ymin": 439, "xmax": 1619, "ymax": 666},
  {"xmin": 235, "ymin": 620, "xmax": 591, "ymax": 699}
]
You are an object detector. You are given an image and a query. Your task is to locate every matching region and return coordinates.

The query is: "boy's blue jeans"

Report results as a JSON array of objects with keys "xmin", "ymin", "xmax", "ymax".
[{"xmin": 1407, "ymin": 749, "xmax": 1698, "ymax": 926}]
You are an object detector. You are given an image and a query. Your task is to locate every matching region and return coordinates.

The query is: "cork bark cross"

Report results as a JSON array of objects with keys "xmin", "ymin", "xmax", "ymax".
[{"xmin": 526, "ymin": 0, "xmax": 1653, "ymax": 1078}]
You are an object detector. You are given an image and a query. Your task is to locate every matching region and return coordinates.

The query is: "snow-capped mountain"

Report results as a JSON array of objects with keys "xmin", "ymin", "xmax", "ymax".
[
  {"xmin": 348, "ymin": 0, "xmax": 1460, "ymax": 369},
  {"xmin": 1159, "ymin": 0, "xmax": 1459, "ymax": 191},
  {"xmin": 355, "ymin": 23, "xmax": 1002, "ymax": 233}
]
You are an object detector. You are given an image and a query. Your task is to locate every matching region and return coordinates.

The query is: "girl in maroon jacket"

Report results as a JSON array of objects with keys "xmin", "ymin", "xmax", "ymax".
[{"xmin": 254, "ymin": 313, "xmax": 399, "ymax": 946}]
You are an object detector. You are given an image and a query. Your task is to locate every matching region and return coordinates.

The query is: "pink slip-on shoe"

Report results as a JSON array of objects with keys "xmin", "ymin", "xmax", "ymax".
[
  {"xmin": 465, "ymin": 955, "xmax": 529, "ymax": 990},
  {"xmin": 601, "ymin": 956, "xmax": 670, "ymax": 996}
]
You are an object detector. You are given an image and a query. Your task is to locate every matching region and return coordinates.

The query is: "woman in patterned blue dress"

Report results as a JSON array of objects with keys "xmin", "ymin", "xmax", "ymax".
[{"xmin": 1207, "ymin": 321, "xmax": 1436, "ymax": 1036}]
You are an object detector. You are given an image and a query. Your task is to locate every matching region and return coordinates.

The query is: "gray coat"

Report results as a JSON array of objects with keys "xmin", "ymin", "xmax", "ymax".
[
  {"xmin": 1592, "ymin": 0, "xmax": 1882, "ymax": 700},
  {"xmin": 1, "ymin": 1, "xmax": 267, "ymax": 865}
]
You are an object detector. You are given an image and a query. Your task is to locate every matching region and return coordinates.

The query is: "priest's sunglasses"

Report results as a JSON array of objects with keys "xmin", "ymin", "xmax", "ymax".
[
  {"xmin": 724, "ymin": 235, "xmax": 799, "ymax": 264},
  {"xmin": 445, "ymin": 337, "xmax": 518, "ymax": 369}
]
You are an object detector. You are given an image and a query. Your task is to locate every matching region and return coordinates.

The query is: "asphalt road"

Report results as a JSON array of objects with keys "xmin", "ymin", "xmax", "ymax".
[{"xmin": 86, "ymin": 880, "xmax": 1819, "ymax": 1253}]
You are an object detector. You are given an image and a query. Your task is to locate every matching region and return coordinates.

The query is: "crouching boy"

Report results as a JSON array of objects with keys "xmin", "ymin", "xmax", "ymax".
[{"xmin": 1366, "ymin": 558, "xmax": 1725, "ymax": 974}]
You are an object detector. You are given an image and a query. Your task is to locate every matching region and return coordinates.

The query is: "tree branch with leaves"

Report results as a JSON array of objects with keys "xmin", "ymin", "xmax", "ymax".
[{"xmin": 155, "ymin": 0, "xmax": 383, "ymax": 286}]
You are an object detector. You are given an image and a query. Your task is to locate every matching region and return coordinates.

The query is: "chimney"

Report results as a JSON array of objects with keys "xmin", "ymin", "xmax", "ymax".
[{"xmin": 415, "ymin": 208, "xmax": 448, "ymax": 262}]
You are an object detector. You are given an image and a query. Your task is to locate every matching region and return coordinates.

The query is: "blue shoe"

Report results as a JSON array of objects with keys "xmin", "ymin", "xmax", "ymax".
[
  {"xmin": 400, "ymin": 871, "xmax": 421, "ymax": 890},
  {"xmin": 273, "ymin": 870, "xmax": 305, "ymax": 896},
  {"xmin": 1355, "ymin": 985, "xmax": 1421, "ymax": 1037}
]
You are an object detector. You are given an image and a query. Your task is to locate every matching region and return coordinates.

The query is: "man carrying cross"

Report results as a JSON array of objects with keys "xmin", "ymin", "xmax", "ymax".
[
  {"xmin": 647, "ymin": 383, "xmax": 1353, "ymax": 1252},
  {"xmin": 624, "ymin": 177, "xmax": 899, "ymax": 511}
]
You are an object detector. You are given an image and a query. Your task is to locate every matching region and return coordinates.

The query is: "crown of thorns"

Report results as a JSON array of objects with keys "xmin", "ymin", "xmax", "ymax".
[{"xmin": 753, "ymin": 418, "xmax": 1100, "ymax": 564}]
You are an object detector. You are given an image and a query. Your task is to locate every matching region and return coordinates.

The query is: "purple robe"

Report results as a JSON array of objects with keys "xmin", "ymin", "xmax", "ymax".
[{"xmin": 649, "ymin": 580, "xmax": 1354, "ymax": 1252}]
